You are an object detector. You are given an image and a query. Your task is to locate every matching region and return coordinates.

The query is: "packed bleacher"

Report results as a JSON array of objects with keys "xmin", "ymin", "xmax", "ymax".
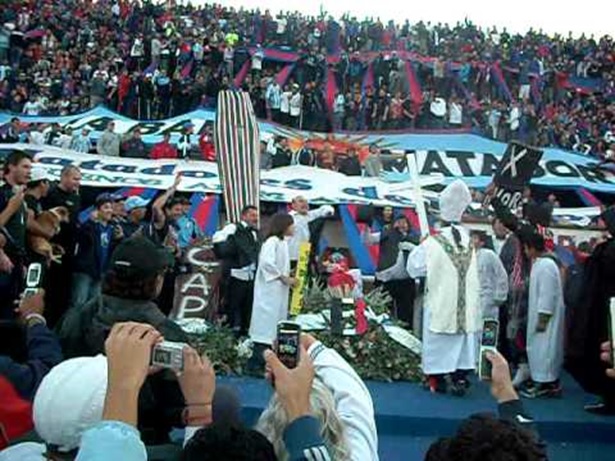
[{"xmin": 0, "ymin": 0, "xmax": 613, "ymax": 159}]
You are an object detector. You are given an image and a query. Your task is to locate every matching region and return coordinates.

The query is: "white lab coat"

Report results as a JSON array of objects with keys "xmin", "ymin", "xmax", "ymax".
[
  {"xmin": 527, "ymin": 257, "xmax": 565, "ymax": 383},
  {"xmin": 288, "ymin": 206, "xmax": 334, "ymax": 261},
  {"xmin": 249, "ymin": 236, "xmax": 291, "ymax": 345},
  {"xmin": 476, "ymin": 248, "xmax": 509, "ymax": 319},
  {"xmin": 308, "ymin": 342, "xmax": 380, "ymax": 461},
  {"xmin": 407, "ymin": 226, "xmax": 479, "ymax": 375}
]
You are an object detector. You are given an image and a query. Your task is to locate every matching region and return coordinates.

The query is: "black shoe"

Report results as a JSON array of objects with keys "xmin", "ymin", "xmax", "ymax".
[
  {"xmin": 450, "ymin": 379, "xmax": 469, "ymax": 397},
  {"xmin": 520, "ymin": 382, "xmax": 562, "ymax": 399},
  {"xmin": 584, "ymin": 401, "xmax": 615, "ymax": 416}
]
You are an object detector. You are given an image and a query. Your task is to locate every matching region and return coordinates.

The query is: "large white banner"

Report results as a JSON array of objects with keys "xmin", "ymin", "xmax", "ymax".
[{"xmin": 3, "ymin": 144, "xmax": 441, "ymax": 208}]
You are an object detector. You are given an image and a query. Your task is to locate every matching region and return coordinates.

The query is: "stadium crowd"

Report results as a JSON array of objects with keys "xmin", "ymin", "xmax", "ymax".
[
  {"xmin": 0, "ymin": 0, "xmax": 613, "ymax": 159},
  {"xmin": 0, "ymin": 2, "xmax": 615, "ymax": 460}
]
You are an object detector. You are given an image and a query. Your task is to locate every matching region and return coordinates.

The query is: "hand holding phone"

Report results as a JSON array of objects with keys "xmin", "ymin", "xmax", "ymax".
[
  {"xmin": 276, "ymin": 321, "xmax": 301, "ymax": 369},
  {"xmin": 479, "ymin": 319, "xmax": 499, "ymax": 381}
]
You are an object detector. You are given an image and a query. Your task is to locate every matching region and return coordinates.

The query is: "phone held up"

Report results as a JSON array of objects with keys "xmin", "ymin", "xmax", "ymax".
[
  {"xmin": 276, "ymin": 321, "xmax": 301, "ymax": 369},
  {"xmin": 479, "ymin": 319, "xmax": 499, "ymax": 381},
  {"xmin": 23, "ymin": 262, "xmax": 43, "ymax": 299},
  {"xmin": 150, "ymin": 341, "xmax": 186, "ymax": 371}
]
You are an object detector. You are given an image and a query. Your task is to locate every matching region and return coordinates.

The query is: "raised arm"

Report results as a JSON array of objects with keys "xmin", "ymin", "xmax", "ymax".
[
  {"xmin": 152, "ymin": 173, "xmax": 182, "ymax": 229},
  {"xmin": 306, "ymin": 337, "xmax": 379, "ymax": 461}
]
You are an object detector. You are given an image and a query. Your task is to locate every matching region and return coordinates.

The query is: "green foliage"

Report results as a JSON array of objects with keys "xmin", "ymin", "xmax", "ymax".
[
  {"xmin": 189, "ymin": 324, "xmax": 248, "ymax": 375},
  {"xmin": 188, "ymin": 285, "xmax": 422, "ymax": 383},
  {"xmin": 313, "ymin": 326, "xmax": 422, "ymax": 382}
]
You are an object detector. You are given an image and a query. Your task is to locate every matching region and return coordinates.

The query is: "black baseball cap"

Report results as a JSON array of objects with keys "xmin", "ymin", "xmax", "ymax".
[{"xmin": 110, "ymin": 236, "xmax": 174, "ymax": 279}]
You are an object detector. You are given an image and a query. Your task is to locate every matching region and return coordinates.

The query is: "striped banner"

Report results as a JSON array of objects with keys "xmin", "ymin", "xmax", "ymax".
[{"xmin": 214, "ymin": 90, "xmax": 260, "ymax": 225}]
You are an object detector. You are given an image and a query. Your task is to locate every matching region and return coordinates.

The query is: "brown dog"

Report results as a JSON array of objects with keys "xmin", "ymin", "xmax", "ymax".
[{"xmin": 29, "ymin": 206, "xmax": 70, "ymax": 264}]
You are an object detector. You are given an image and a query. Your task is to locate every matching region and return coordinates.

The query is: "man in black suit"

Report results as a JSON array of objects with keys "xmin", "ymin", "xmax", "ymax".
[{"xmin": 212, "ymin": 205, "xmax": 261, "ymax": 337}]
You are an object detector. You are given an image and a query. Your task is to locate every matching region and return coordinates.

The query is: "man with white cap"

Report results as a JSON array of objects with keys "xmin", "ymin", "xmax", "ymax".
[
  {"xmin": 24, "ymin": 165, "xmax": 51, "ymax": 218},
  {"xmin": 407, "ymin": 179, "xmax": 481, "ymax": 396}
]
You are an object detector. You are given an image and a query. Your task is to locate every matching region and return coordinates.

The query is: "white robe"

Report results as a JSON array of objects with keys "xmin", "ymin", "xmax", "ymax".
[
  {"xmin": 249, "ymin": 236, "xmax": 291, "ymax": 345},
  {"xmin": 407, "ymin": 227, "xmax": 479, "ymax": 375},
  {"xmin": 476, "ymin": 248, "xmax": 509, "ymax": 319},
  {"xmin": 527, "ymin": 257, "xmax": 565, "ymax": 383},
  {"xmin": 288, "ymin": 206, "xmax": 334, "ymax": 261}
]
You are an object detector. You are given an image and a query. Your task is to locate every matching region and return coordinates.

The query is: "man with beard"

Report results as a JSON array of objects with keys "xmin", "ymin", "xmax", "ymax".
[{"xmin": 566, "ymin": 207, "xmax": 615, "ymax": 414}]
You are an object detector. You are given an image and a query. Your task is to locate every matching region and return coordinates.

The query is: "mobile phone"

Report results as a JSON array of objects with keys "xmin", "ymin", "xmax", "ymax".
[
  {"xmin": 150, "ymin": 341, "xmax": 186, "ymax": 371},
  {"xmin": 479, "ymin": 319, "xmax": 499, "ymax": 381},
  {"xmin": 276, "ymin": 321, "xmax": 301, "ymax": 369},
  {"xmin": 609, "ymin": 299, "xmax": 615, "ymax": 366},
  {"xmin": 25, "ymin": 263, "xmax": 43, "ymax": 288},
  {"xmin": 23, "ymin": 288, "xmax": 38, "ymax": 299}
]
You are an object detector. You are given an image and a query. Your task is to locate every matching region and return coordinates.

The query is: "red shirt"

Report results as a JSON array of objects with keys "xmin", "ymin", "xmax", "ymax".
[
  {"xmin": 199, "ymin": 134, "xmax": 216, "ymax": 161},
  {"xmin": 151, "ymin": 141, "xmax": 178, "ymax": 160}
]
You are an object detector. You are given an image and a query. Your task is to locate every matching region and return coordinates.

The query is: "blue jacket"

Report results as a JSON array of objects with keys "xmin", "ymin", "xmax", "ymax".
[
  {"xmin": 74, "ymin": 220, "xmax": 115, "ymax": 280},
  {"xmin": 0, "ymin": 323, "xmax": 63, "ymax": 400}
]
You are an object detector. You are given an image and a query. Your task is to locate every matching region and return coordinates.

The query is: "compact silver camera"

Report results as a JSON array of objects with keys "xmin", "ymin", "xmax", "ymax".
[{"xmin": 151, "ymin": 341, "xmax": 186, "ymax": 371}]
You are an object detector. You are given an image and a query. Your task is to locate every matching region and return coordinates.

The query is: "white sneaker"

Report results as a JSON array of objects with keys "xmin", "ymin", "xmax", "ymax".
[{"xmin": 512, "ymin": 363, "xmax": 531, "ymax": 388}]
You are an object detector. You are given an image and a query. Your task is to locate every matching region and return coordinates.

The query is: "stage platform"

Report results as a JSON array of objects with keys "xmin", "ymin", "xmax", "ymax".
[{"xmin": 218, "ymin": 372, "xmax": 615, "ymax": 460}]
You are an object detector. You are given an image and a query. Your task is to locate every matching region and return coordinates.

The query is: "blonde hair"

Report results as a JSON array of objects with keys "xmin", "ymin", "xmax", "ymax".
[{"xmin": 255, "ymin": 379, "xmax": 351, "ymax": 461}]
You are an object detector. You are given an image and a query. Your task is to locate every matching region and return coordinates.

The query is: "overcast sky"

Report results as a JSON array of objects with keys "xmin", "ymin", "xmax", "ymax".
[{"xmin": 191, "ymin": 0, "xmax": 613, "ymax": 38}]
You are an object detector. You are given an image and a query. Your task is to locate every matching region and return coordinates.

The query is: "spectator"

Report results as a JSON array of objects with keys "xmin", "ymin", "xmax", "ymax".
[
  {"xmin": 364, "ymin": 215, "xmax": 418, "ymax": 325},
  {"xmin": 199, "ymin": 125, "xmax": 216, "ymax": 161},
  {"xmin": 24, "ymin": 166, "xmax": 50, "ymax": 218},
  {"xmin": 247, "ymin": 213, "xmax": 296, "ymax": 372},
  {"xmin": 257, "ymin": 334, "xmax": 379, "ymax": 460},
  {"xmin": 338, "ymin": 148, "xmax": 362, "ymax": 176},
  {"xmin": 260, "ymin": 140, "xmax": 272, "ymax": 170},
  {"xmin": 97, "ymin": 121, "xmax": 121, "ymax": 157},
  {"xmin": 121, "ymin": 128, "xmax": 147, "ymax": 158},
  {"xmin": 0, "ymin": 150, "xmax": 31, "ymax": 319},
  {"xmin": 519, "ymin": 229, "xmax": 565, "ymax": 399},
  {"xmin": 289, "ymin": 84, "xmax": 302, "ymax": 129},
  {"xmin": 150, "ymin": 132, "xmax": 178, "ymax": 160},
  {"xmin": 57, "ymin": 236, "xmax": 188, "ymax": 443},
  {"xmin": 70, "ymin": 127, "xmax": 93, "ymax": 154},
  {"xmin": 266, "ymin": 79, "xmax": 282, "ymax": 122},
  {"xmin": 178, "ymin": 123, "xmax": 199, "ymax": 160},
  {"xmin": 364, "ymin": 145, "xmax": 383, "ymax": 177},
  {"xmin": 21, "ymin": 96, "xmax": 44, "ymax": 116},
  {"xmin": 0, "ymin": 354, "xmax": 109, "ymax": 460},
  {"xmin": 120, "ymin": 196, "xmax": 151, "ymax": 239},
  {"xmin": 212, "ymin": 205, "xmax": 261, "ymax": 338},
  {"xmin": 0, "ymin": 289, "xmax": 62, "ymax": 401},
  {"xmin": 42, "ymin": 164, "xmax": 82, "ymax": 325},
  {"xmin": 70, "ymin": 193, "xmax": 121, "ymax": 310},
  {"xmin": 0, "ymin": 118, "xmax": 21, "ymax": 143},
  {"xmin": 271, "ymin": 137, "xmax": 292, "ymax": 168},
  {"xmin": 280, "ymin": 85, "xmax": 292, "ymax": 126},
  {"xmin": 333, "ymin": 91, "xmax": 346, "ymax": 131},
  {"xmin": 448, "ymin": 96, "xmax": 463, "ymax": 127}
]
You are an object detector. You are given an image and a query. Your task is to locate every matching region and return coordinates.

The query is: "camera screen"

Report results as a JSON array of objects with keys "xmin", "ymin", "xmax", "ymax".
[
  {"xmin": 277, "ymin": 329, "xmax": 299, "ymax": 369},
  {"xmin": 153, "ymin": 348, "xmax": 172, "ymax": 365}
]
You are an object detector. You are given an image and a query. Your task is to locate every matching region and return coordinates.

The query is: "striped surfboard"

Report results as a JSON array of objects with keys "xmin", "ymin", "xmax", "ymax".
[{"xmin": 214, "ymin": 90, "xmax": 260, "ymax": 224}]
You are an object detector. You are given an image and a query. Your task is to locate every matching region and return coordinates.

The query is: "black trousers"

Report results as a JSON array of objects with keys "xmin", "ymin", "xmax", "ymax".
[
  {"xmin": 227, "ymin": 278, "xmax": 254, "ymax": 337},
  {"xmin": 383, "ymin": 278, "xmax": 416, "ymax": 326}
]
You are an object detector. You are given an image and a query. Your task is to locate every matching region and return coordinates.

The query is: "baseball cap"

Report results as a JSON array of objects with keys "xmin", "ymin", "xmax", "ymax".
[
  {"xmin": 95, "ymin": 192, "xmax": 116, "ymax": 207},
  {"xmin": 124, "ymin": 196, "xmax": 150, "ymax": 212},
  {"xmin": 110, "ymin": 236, "xmax": 174, "ymax": 279}
]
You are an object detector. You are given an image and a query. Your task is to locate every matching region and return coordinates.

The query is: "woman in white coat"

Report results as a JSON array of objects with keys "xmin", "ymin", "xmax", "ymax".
[{"xmin": 247, "ymin": 213, "xmax": 297, "ymax": 372}]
